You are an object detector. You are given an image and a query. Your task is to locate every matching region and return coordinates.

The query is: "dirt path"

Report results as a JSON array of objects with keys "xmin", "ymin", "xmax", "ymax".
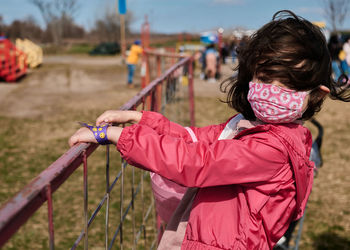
[
  {"xmin": 0, "ymin": 55, "xmax": 231, "ymax": 119},
  {"xmin": 43, "ymin": 54, "xmax": 124, "ymax": 66},
  {"xmin": 0, "ymin": 55, "xmax": 138, "ymax": 118}
]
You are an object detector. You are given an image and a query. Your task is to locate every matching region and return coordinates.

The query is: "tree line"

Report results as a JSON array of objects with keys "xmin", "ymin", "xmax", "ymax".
[{"xmin": 0, "ymin": 0, "xmax": 133, "ymax": 45}]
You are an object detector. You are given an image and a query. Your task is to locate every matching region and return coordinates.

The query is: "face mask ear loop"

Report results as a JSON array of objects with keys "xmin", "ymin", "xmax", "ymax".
[{"xmin": 300, "ymin": 89, "xmax": 314, "ymax": 116}]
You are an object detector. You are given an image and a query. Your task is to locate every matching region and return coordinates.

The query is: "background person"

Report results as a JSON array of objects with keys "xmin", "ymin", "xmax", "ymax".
[
  {"xmin": 342, "ymin": 36, "xmax": 350, "ymax": 76},
  {"xmin": 204, "ymin": 43, "xmax": 219, "ymax": 82},
  {"xmin": 126, "ymin": 40, "xmax": 143, "ymax": 88},
  {"xmin": 328, "ymin": 34, "xmax": 343, "ymax": 81}
]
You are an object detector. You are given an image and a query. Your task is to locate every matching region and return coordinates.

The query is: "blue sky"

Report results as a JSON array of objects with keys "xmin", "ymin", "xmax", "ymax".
[{"xmin": 1, "ymin": 0, "xmax": 349, "ymax": 33}]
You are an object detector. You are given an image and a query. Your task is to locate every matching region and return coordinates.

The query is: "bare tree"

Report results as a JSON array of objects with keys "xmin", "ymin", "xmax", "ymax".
[
  {"xmin": 29, "ymin": 0, "xmax": 79, "ymax": 45},
  {"xmin": 21, "ymin": 16, "xmax": 44, "ymax": 41},
  {"xmin": 0, "ymin": 16, "xmax": 6, "ymax": 36},
  {"xmin": 89, "ymin": 5, "xmax": 133, "ymax": 43},
  {"xmin": 61, "ymin": 15, "xmax": 85, "ymax": 39},
  {"xmin": 323, "ymin": 0, "xmax": 350, "ymax": 32},
  {"xmin": 1, "ymin": 16, "xmax": 43, "ymax": 41}
]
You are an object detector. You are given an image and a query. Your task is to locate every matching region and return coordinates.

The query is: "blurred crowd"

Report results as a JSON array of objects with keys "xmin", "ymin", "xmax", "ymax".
[
  {"xmin": 198, "ymin": 33, "xmax": 350, "ymax": 84},
  {"xmin": 199, "ymin": 36, "xmax": 249, "ymax": 83},
  {"xmin": 328, "ymin": 33, "xmax": 350, "ymax": 81}
]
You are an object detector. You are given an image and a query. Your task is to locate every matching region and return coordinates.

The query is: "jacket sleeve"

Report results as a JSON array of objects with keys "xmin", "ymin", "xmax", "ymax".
[
  {"xmin": 117, "ymin": 123, "xmax": 289, "ymax": 187},
  {"xmin": 139, "ymin": 111, "xmax": 226, "ymax": 144}
]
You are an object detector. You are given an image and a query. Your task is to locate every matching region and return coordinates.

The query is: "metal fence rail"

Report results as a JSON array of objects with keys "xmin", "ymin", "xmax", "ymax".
[{"xmin": 0, "ymin": 54, "xmax": 195, "ymax": 249}]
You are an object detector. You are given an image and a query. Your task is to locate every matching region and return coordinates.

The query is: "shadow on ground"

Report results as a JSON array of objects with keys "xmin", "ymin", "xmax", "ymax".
[{"xmin": 312, "ymin": 228, "xmax": 350, "ymax": 250}]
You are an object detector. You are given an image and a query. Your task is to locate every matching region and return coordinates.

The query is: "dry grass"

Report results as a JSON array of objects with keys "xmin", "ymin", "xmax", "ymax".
[{"xmin": 0, "ymin": 58, "xmax": 349, "ymax": 249}]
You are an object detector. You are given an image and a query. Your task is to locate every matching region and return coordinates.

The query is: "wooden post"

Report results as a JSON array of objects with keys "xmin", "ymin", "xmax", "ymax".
[
  {"xmin": 141, "ymin": 15, "xmax": 150, "ymax": 89},
  {"xmin": 120, "ymin": 14, "xmax": 126, "ymax": 61},
  {"xmin": 217, "ymin": 28, "xmax": 223, "ymax": 79},
  {"xmin": 188, "ymin": 58, "xmax": 195, "ymax": 127},
  {"xmin": 156, "ymin": 55, "xmax": 162, "ymax": 112}
]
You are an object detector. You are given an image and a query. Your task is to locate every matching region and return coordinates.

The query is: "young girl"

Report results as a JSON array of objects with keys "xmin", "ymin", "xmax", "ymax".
[{"xmin": 69, "ymin": 10, "xmax": 350, "ymax": 249}]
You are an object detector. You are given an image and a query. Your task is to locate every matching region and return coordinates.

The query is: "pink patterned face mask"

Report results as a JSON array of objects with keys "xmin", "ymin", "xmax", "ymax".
[{"xmin": 247, "ymin": 81, "xmax": 309, "ymax": 123}]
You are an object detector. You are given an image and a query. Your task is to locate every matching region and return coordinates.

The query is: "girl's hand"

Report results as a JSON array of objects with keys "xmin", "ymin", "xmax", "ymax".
[
  {"xmin": 96, "ymin": 110, "xmax": 142, "ymax": 126},
  {"xmin": 69, "ymin": 126, "xmax": 124, "ymax": 147},
  {"xmin": 69, "ymin": 127, "xmax": 97, "ymax": 147}
]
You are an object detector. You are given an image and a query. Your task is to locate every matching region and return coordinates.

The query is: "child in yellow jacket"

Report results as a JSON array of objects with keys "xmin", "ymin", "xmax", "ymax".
[{"xmin": 126, "ymin": 40, "xmax": 143, "ymax": 88}]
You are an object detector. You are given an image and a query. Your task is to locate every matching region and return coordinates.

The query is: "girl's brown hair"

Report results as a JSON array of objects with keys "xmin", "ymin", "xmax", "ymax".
[{"xmin": 221, "ymin": 10, "xmax": 350, "ymax": 121}]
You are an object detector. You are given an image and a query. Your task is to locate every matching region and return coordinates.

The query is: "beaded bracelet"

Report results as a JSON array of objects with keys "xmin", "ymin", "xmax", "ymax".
[{"xmin": 78, "ymin": 122, "xmax": 111, "ymax": 145}]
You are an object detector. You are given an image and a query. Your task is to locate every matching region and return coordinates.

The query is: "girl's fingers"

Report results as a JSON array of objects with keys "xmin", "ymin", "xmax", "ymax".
[
  {"xmin": 68, "ymin": 128, "xmax": 96, "ymax": 147},
  {"xmin": 97, "ymin": 111, "xmax": 123, "ymax": 125},
  {"xmin": 96, "ymin": 111, "xmax": 116, "ymax": 126},
  {"xmin": 96, "ymin": 115, "xmax": 107, "ymax": 126},
  {"xmin": 68, "ymin": 134, "xmax": 79, "ymax": 147},
  {"xmin": 69, "ymin": 128, "xmax": 84, "ymax": 146},
  {"xmin": 96, "ymin": 110, "xmax": 141, "ymax": 126}
]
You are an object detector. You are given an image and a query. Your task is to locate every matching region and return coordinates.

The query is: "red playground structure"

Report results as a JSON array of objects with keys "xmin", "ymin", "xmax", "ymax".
[{"xmin": 0, "ymin": 37, "xmax": 27, "ymax": 82}]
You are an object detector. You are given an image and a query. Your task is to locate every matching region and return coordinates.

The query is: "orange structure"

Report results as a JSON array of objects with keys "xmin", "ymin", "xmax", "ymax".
[{"xmin": 0, "ymin": 38, "xmax": 27, "ymax": 82}]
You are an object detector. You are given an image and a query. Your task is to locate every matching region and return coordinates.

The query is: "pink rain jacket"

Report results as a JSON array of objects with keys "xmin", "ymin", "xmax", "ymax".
[{"xmin": 117, "ymin": 111, "xmax": 314, "ymax": 249}]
